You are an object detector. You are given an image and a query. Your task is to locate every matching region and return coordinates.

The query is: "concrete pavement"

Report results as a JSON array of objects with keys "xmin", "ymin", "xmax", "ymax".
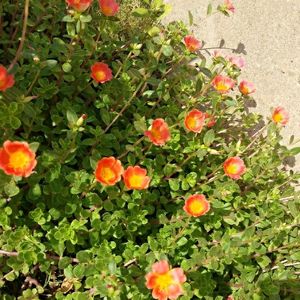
[{"xmin": 164, "ymin": 0, "xmax": 300, "ymax": 169}]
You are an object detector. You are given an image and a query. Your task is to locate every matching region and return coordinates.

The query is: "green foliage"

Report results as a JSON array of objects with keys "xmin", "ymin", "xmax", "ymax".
[{"xmin": 0, "ymin": 0, "xmax": 299, "ymax": 299}]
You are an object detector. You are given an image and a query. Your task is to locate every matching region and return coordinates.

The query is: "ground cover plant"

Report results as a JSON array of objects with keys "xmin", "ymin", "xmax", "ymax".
[{"xmin": 0, "ymin": 0, "xmax": 300, "ymax": 299}]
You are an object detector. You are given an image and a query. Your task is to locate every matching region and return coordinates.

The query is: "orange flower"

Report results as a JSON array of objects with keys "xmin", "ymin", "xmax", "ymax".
[
  {"xmin": 184, "ymin": 109, "xmax": 206, "ymax": 133},
  {"xmin": 99, "ymin": 0, "xmax": 119, "ymax": 16},
  {"xmin": 0, "ymin": 65, "xmax": 15, "ymax": 92},
  {"xmin": 95, "ymin": 157, "xmax": 124, "ymax": 186},
  {"xmin": 272, "ymin": 106, "xmax": 289, "ymax": 126},
  {"xmin": 211, "ymin": 75, "xmax": 235, "ymax": 94},
  {"xmin": 184, "ymin": 35, "xmax": 202, "ymax": 52},
  {"xmin": 0, "ymin": 141, "xmax": 37, "ymax": 177},
  {"xmin": 91, "ymin": 62, "xmax": 113, "ymax": 83},
  {"xmin": 66, "ymin": 0, "xmax": 93, "ymax": 12},
  {"xmin": 204, "ymin": 113, "xmax": 216, "ymax": 128},
  {"xmin": 239, "ymin": 80, "xmax": 256, "ymax": 95},
  {"xmin": 223, "ymin": 157, "xmax": 246, "ymax": 179},
  {"xmin": 123, "ymin": 166, "xmax": 150, "ymax": 190},
  {"xmin": 145, "ymin": 260, "xmax": 186, "ymax": 300},
  {"xmin": 144, "ymin": 118, "xmax": 171, "ymax": 146},
  {"xmin": 183, "ymin": 194, "xmax": 210, "ymax": 217}
]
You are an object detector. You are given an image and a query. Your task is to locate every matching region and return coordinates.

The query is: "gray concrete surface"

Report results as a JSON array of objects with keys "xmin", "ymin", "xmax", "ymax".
[{"xmin": 164, "ymin": 0, "xmax": 300, "ymax": 169}]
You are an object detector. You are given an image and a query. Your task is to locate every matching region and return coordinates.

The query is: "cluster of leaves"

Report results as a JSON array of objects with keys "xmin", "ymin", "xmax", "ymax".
[{"xmin": 0, "ymin": 0, "xmax": 299, "ymax": 299}]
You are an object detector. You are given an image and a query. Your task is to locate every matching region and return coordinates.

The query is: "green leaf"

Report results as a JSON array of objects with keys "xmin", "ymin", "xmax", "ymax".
[
  {"xmin": 10, "ymin": 116, "xmax": 21, "ymax": 129},
  {"xmin": 29, "ymin": 142, "xmax": 40, "ymax": 152},
  {"xmin": 4, "ymin": 181, "xmax": 20, "ymax": 197},
  {"xmin": 203, "ymin": 129, "xmax": 215, "ymax": 146},
  {"xmin": 169, "ymin": 179, "xmax": 180, "ymax": 191},
  {"xmin": 289, "ymin": 147, "xmax": 300, "ymax": 156},
  {"xmin": 62, "ymin": 62, "xmax": 72, "ymax": 73},
  {"xmin": 188, "ymin": 10, "xmax": 194, "ymax": 26},
  {"xmin": 100, "ymin": 109, "xmax": 111, "ymax": 126},
  {"xmin": 207, "ymin": 3, "xmax": 212, "ymax": 16},
  {"xmin": 132, "ymin": 8, "xmax": 149, "ymax": 17},
  {"xmin": 162, "ymin": 45, "xmax": 173, "ymax": 57},
  {"xmin": 67, "ymin": 110, "xmax": 77, "ymax": 126}
]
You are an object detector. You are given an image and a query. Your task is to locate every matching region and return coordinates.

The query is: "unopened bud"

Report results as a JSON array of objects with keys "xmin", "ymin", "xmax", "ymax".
[{"xmin": 76, "ymin": 114, "xmax": 87, "ymax": 126}]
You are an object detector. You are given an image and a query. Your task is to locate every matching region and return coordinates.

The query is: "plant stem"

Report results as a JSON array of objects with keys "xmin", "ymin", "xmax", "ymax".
[
  {"xmin": 103, "ymin": 80, "xmax": 146, "ymax": 133},
  {"xmin": 8, "ymin": 0, "xmax": 30, "ymax": 72}
]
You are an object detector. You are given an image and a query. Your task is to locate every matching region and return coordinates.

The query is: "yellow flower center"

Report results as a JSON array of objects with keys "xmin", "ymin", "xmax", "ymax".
[
  {"xmin": 155, "ymin": 272, "xmax": 173, "ymax": 290},
  {"xmin": 151, "ymin": 127, "xmax": 161, "ymax": 139},
  {"xmin": 226, "ymin": 163, "xmax": 239, "ymax": 174},
  {"xmin": 216, "ymin": 82, "xmax": 228, "ymax": 92},
  {"xmin": 189, "ymin": 200, "xmax": 205, "ymax": 214},
  {"xmin": 9, "ymin": 151, "xmax": 30, "ymax": 170},
  {"xmin": 273, "ymin": 113, "xmax": 282, "ymax": 123},
  {"xmin": 101, "ymin": 167, "xmax": 115, "ymax": 181},
  {"xmin": 187, "ymin": 117, "xmax": 197, "ymax": 128},
  {"xmin": 95, "ymin": 71, "xmax": 106, "ymax": 82},
  {"xmin": 129, "ymin": 174, "xmax": 143, "ymax": 188}
]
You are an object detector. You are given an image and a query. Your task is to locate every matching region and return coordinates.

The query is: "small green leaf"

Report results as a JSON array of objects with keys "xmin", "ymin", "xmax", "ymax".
[
  {"xmin": 4, "ymin": 181, "xmax": 20, "ymax": 197},
  {"xmin": 169, "ymin": 179, "xmax": 180, "ymax": 191},
  {"xmin": 132, "ymin": 8, "xmax": 149, "ymax": 17},
  {"xmin": 207, "ymin": 3, "xmax": 212, "ymax": 16},
  {"xmin": 203, "ymin": 129, "xmax": 215, "ymax": 146},
  {"xmin": 188, "ymin": 10, "xmax": 194, "ymax": 26},
  {"xmin": 289, "ymin": 147, "xmax": 300, "ymax": 156},
  {"xmin": 62, "ymin": 62, "xmax": 72, "ymax": 73},
  {"xmin": 162, "ymin": 45, "xmax": 173, "ymax": 57}
]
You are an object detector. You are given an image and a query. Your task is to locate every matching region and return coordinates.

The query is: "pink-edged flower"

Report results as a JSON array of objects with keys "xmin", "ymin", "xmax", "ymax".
[
  {"xmin": 184, "ymin": 35, "xmax": 202, "ymax": 52},
  {"xmin": 183, "ymin": 194, "xmax": 210, "ymax": 217},
  {"xmin": 211, "ymin": 75, "xmax": 235, "ymax": 94},
  {"xmin": 224, "ymin": 0, "xmax": 235, "ymax": 13},
  {"xmin": 0, "ymin": 65, "xmax": 15, "ymax": 92},
  {"xmin": 144, "ymin": 118, "xmax": 171, "ymax": 146},
  {"xmin": 184, "ymin": 109, "xmax": 206, "ymax": 133},
  {"xmin": 145, "ymin": 260, "xmax": 186, "ymax": 300},
  {"xmin": 91, "ymin": 62, "xmax": 113, "ymax": 83},
  {"xmin": 272, "ymin": 106, "xmax": 289, "ymax": 126},
  {"xmin": 228, "ymin": 56, "xmax": 245, "ymax": 69},
  {"xmin": 99, "ymin": 0, "xmax": 119, "ymax": 16},
  {"xmin": 239, "ymin": 80, "xmax": 256, "ymax": 95},
  {"xmin": 223, "ymin": 156, "xmax": 246, "ymax": 179}
]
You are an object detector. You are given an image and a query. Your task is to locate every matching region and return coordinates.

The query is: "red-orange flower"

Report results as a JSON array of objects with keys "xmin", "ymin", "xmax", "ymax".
[
  {"xmin": 123, "ymin": 166, "xmax": 150, "ymax": 190},
  {"xmin": 0, "ymin": 141, "xmax": 37, "ymax": 177},
  {"xmin": 184, "ymin": 35, "xmax": 202, "ymax": 52},
  {"xmin": 0, "ymin": 65, "xmax": 15, "ymax": 92},
  {"xmin": 95, "ymin": 157, "xmax": 124, "ymax": 186},
  {"xmin": 66, "ymin": 0, "xmax": 92, "ymax": 12},
  {"xmin": 211, "ymin": 75, "xmax": 235, "ymax": 94},
  {"xmin": 184, "ymin": 109, "xmax": 206, "ymax": 133},
  {"xmin": 99, "ymin": 0, "xmax": 119, "ymax": 16},
  {"xmin": 239, "ymin": 80, "xmax": 256, "ymax": 95},
  {"xmin": 204, "ymin": 113, "xmax": 216, "ymax": 128},
  {"xmin": 183, "ymin": 194, "xmax": 210, "ymax": 217},
  {"xmin": 144, "ymin": 118, "xmax": 171, "ymax": 146},
  {"xmin": 91, "ymin": 62, "xmax": 113, "ymax": 83},
  {"xmin": 272, "ymin": 106, "xmax": 289, "ymax": 126},
  {"xmin": 145, "ymin": 260, "xmax": 186, "ymax": 300},
  {"xmin": 223, "ymin": 157, "xmax": 246, "ymax": 179}
]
